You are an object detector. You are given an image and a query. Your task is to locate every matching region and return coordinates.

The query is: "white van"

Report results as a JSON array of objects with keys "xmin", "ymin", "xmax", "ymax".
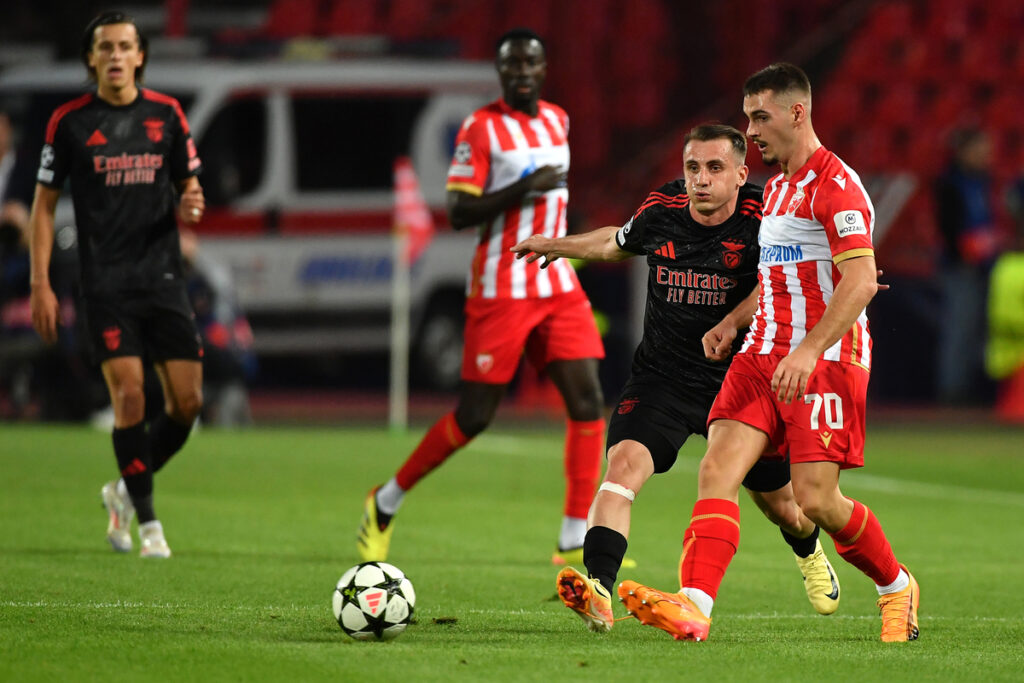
[{"xmin": 0, "ymin": 59, "xmax": 498, "ymax": 389}]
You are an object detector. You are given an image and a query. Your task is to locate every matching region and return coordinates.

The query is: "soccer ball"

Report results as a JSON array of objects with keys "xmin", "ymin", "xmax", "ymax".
[{"xmin": 333, "ymin": 562, "xmax": 416, "ymax": 641}]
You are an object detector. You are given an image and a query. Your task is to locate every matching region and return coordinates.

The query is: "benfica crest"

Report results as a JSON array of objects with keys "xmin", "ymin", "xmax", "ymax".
[
  {"xmin": 143, "ymin": 118, "xmax": 165, "ymax": 143},
  {"xmin": 721, "ymin": 240, "xmax": 745, "ymax": 269},
  {"xmin": 617, "ymin": 397, "xmax": 640, "ymax": 415},
  {"xmin": 103, "ymin": 326, "xmax": 121, "ymax": 351}
]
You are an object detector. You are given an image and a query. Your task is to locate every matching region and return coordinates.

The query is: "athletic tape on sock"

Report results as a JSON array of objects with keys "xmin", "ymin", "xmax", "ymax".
[{"xmin": 598, "ymin": 481, "xmax": 636, "ymax": 502}]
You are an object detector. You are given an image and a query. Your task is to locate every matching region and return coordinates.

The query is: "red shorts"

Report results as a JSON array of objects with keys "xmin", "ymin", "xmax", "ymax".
[
  {"xmin": 708, "ymin": 353, "xmax": 869, "ymax": 469},
  {"xmin": 461, "ymin": 290, "xmax": 605, "ymax": 384}
]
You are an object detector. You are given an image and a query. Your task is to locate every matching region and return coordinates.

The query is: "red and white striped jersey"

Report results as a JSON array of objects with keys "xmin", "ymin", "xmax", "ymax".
[
  {"xmin": 740, "ymin": 146, "xmax": 875, "ymax": 368},
  {"xmin": 446, "ymin": 98, "xmax": 578, "ymax": 300}
]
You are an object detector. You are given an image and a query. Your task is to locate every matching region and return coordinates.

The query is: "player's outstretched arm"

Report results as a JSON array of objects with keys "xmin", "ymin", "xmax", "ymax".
[
  {"xmin": 28, "ymin": 183, "xmax": 60, "ymax": 344},
  {"xmin": 447, "ymin": 164, "xmax": 565, "ymax": 230},
  {"xmin": 772, "ymin": 255, "xmax": 878, "ymax": 403},
  {"xmin": 510, "ymin": 225, "xmax": 629, "ymax": 268},
  {"xmin": 703, "ymin": 284, "xmax": 760, "ymax": 361}
]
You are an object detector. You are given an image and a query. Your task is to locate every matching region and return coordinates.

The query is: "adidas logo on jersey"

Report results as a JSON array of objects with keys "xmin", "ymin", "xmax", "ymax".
[
  {"xmin": 86, "ymin": 129, "xmax": 108, "ymax": 146},
  {"xmin": 654, "ymin": 242, "xmax": 676, "ymax": 259}
]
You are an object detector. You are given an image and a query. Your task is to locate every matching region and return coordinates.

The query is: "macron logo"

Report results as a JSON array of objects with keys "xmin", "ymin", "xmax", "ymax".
[{"xmin": 832, "ymin": 175, "xmax": 846, "ymax": 190}]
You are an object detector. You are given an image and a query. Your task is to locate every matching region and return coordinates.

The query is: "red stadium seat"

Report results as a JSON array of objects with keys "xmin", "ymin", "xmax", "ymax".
[
  {"xmin": 385, "ymin": 0, "xmax": 438, "ymax": 41},
  {"xmin": 869, "ymin": 84, "xmax": 921, "ymax": 128},
  {"xmin": 324, "ymin": 0, "xmax": 383, "ymax": 36},
  {"xmin": 263, "ymin": 0, "xmax": 320, "ymax": 38},
  {"xmin": 498, "ymin": 1, "xmax": 553, "ymax": 41},
  {"xmin": 813, "ymin": 84, "xmax": 864, "ymax": 133},
  {"xmin": 861, "ymin": 1, "xmax": 915, "ymax": 43}
]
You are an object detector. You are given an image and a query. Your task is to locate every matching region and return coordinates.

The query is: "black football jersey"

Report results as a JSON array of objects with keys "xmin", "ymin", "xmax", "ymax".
[
  {"xmin": 615, "ymin": 180, "xmax": 763, "ymax": 390},
  {"xmin": 36, "ymin": 88, "xmax": 202, "ymax": 293}
]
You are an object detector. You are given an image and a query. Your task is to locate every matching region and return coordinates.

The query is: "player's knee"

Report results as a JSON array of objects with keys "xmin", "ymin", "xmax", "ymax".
[
  {"xmin": 793, "ymin": 489, "xmax": 831, "ymax": 525},
  {"xmin": 111, "ymin": 382, "xmax": 145, "ymax": 420},
  {"xmin": 697, "ymin": 451, "xmax": 743, "ymax": 494},
  {"xmin": 760, "ymin": 496, "xmax": 802, "ymax": 530},
  {"xmin": 453, "ymin": 404, "xmax": 495, "ymax": 438},
  {"xmin": 565, "ymin": 394, "xmax": 602, "ymax": 422},
  {"xmin": 605, "ymin": 444, "xmax": 652, "ymax": 490},
  {"xmin": 170, "ymin": 387, "xmax": 203, "ymax": 423}
]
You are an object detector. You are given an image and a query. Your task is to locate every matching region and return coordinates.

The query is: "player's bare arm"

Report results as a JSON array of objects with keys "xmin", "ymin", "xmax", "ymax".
[
  {"xmin": 702, "ymin": 283, "xmax": 760, "ymax": 362},
  {"xmin": 177, "ymin": 176, "xmax": 204, "ymax": 224},
  {"xmin": 28, "ymin": 183, "xmax": 61, "ymax": 344},
  {"xmin": 447, "ymin": 164, "xmax": 565, "ymax": 230},
  {"xmin": 510, "ymin": 224, "xmax": 629, "ymax": 268},
  {"xmin": 772, "ymin": 254, "xmax": 878, "ymax": 403}
]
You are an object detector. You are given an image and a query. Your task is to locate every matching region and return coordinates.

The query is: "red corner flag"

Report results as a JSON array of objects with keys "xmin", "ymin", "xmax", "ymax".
[{"xmin": 393, "ymin": 156, "xmax": 434, "ymax": 264}]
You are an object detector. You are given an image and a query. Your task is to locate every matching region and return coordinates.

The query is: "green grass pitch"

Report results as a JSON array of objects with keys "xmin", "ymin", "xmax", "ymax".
[{"xmin": 2, "ymin": 422, "xmax": 1023, "ymax": 681}]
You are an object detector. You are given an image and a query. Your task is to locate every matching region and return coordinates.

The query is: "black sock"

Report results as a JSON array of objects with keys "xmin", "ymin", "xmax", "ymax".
[
  {"xmin": 150, "ymin": 413, "xmax": 194, "ymax": 473},
  {"xmin": 112, "ymin": 422, "xmax": 156, "ymax": 523},
  {"xmin": 781, "ymin": 525, "xmax": 820, "ymax": 558},
  {"xmin": 583, "ymin": 526, "xmax": 628, "ymax": 593}
]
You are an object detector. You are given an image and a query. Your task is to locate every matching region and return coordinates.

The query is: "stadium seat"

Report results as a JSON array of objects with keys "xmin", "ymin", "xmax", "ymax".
[
  {"xmin": 498, "ymin": 1, "xmax": 553, "ymax": 41},
  {"xmin": 262, "ymin": 0, "xmax": 321, "ymax": 38},
  {"xmin": 862, "ymin": 1, "xmax": 915, "ymax": 42},
  {"xmin": 868, "ymin": 84, "xmax": 920, "ymax": 129},
  {"xmin": 385, "ymin": 0, "xmax": 439, "ymax": 41},
  {"xmin": 324, "ymin": 0, "xmax": 383, "ymax": 36}
]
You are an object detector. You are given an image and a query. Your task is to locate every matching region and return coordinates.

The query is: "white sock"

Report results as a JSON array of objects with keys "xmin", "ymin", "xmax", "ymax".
[
  {"xmin": 876, "ymin": 568, "xmax": 909, "ymax": 595},
  {"xmin": 681, "ymin": 587, "xmax": 714, "ymax": 618},
  {"xmin": 116, "ymin": 478, "xmax": 129, "ymax": 499},
  {"xmin": 375, "ymin": 478, "xmax": 405, "ymax": 516},
  {"xmin": 139, "ymin": 520, "xmax": 163, "ymax": 538},
  {"xmin": 558, "ymin": 516, "xmax": 587, "ymax": 550}
]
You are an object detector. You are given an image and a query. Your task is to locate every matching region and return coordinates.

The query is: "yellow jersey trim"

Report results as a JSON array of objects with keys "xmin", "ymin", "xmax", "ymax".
[
  {"xmin": 833, "ymin": 248, "xmax": 874, "ymax": 265},
  {"xmin": 446, "ymin": 182, "xmax": 483, "ymax": 196}
]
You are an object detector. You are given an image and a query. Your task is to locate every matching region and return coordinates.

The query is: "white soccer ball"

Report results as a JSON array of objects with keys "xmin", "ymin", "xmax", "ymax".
[{"xmin": 333, "ymin": 562, "xmax": 416, "ymax": 641}]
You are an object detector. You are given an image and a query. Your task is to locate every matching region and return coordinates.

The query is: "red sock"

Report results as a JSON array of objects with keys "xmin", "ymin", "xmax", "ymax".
[
  {"xmin": 563, "ymin": 418, "xmax": 604, "ymax": 518},
  {"xmin": 828, "ymin": 498, "xmax": 900, "ymax": 586},
  {"xmin": 678, "ymin": 499, "xmax": 740, "ymax": 599},
  {"xmin": 395, "ymin": 412, "xmax": 469, "ymax": 490}
]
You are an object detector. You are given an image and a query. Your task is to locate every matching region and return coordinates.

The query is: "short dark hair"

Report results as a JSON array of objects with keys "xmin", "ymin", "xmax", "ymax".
[
  {"xmin": 949, "ymin": 126, "xmax": 987, "ymax": 154},
  {"xmin": 683, "ymin": 123, "xmax": 747, "ymax": 162},
  {"xmin": 495, "ymin": 28, "xmax": 545, "ymax": 59},
  {"xmin": 81, "ymin": 10, "xmax": 148, "ymax": 84},
  {"xmin": 743, "ymin": 62, "xmax": 811, "ymax": 99}
]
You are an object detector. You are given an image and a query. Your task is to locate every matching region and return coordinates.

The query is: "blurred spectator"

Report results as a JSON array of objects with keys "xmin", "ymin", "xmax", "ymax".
[
  {"xmin": 985, "ymin": 172, "xmax": 1024, "ymax": 421},
  {"xmin": 933, "ymin": 127, "xmax": 1003, "ymax": 405},
  {"xmin": 0, "ymin": 200, "xmax": 99, "ymax": 418},
  {"xmin": 179, "ymin": 228, "xmax": 255, "ymax": 427},
  {"xmin": 0, "ymin": 112, "xmax": 17, "ymax": 201}
]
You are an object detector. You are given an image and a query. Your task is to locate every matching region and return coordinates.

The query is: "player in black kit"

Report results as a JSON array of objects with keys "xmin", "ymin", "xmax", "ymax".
[
  {"xmin": 512, "ymin": 124, "xmax": 841, "ymax": 631},
  {"xmin": 28, "ymin": 11, "xmax": 205, "ymax": 558}
]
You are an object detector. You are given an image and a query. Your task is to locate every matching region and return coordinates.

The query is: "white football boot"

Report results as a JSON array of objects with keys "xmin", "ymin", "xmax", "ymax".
[
  {"xmin": 101, "ymin": 480, "xmax": 135, "ymax": 553},
  {"xmin": 139, "ymin": 520, "xmax": 172, "ymax": 559}
]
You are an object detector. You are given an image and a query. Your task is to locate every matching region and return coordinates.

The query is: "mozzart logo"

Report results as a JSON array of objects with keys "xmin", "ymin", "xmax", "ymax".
[{"xmin": 834, "ymin": 210, "xmax": 867, "ymax": 238}]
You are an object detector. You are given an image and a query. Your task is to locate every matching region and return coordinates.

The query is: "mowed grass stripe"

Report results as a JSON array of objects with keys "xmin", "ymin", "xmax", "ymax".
[{"xmin": 3, "ymin": 601, "xmax": 1021, "ymax": 624}]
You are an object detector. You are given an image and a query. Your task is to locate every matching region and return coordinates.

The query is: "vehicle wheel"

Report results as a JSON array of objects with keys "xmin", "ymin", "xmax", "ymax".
[{"xmin": 413, "ymin": 299, "xmax": 464, "ymax": 391}]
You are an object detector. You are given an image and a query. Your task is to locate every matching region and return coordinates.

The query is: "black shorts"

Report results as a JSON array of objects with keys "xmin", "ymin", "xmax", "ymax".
[
  {"xmin": 82, "ymin": 284, "xmax": 202, "ymax": 365},
  {"xmin": 606, "ymin": 373, "xmax": 790, "ymax": 491}
]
